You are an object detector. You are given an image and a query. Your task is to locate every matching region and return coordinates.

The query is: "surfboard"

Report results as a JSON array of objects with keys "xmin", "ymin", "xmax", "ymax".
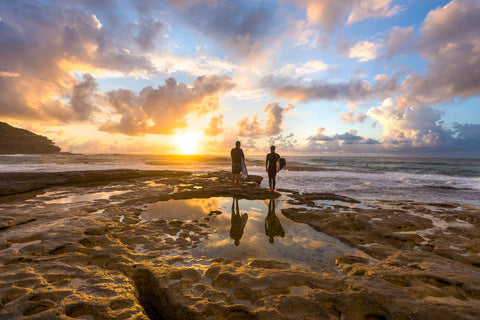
[
  {"xmin": 276, "ymin": 158, "xmax": 286, "ymax": 172},
  {"xmin": 241, "ymin": 156, "xmax": 248, "ymax": 179}
]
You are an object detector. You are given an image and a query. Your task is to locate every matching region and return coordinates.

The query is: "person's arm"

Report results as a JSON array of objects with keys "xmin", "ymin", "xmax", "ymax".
[{"xmin": 265, "ymin": 154, "xmax": 269, "ymax": 171}]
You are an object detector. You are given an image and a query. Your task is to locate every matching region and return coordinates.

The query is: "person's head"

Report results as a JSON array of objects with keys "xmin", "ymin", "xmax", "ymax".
[
  {"xmin": 236, "ymin": 141, "xmax": 241, "ymax": 148},
  {"xmin": 270, "ymin": 145, "xmax": 275, "ymax": 152}
]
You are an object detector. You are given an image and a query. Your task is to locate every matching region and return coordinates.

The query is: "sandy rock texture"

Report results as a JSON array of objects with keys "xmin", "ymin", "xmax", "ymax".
[{"xmin": 1, "ymin": 170, "xmax": 479, "ymax": 319}]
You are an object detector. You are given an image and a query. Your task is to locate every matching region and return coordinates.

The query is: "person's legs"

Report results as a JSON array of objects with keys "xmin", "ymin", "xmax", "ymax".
[
  {"xmin": 232, "ymin": 163, "xmax": 241, "ymax": 189},
  {"xmin": 268, "ymin": 171, "xmax": 275, "ymax": 190},
  {"xmin": 232, "ymin": 173, "xmax": 238, "ymax": 189},
  {"xmin": 234, "ymin": 173, "xmax": 240, "ymax": 189},
  {"xmin": 268, "ymin": 169, "xmax": 277, "ymax": 190}
]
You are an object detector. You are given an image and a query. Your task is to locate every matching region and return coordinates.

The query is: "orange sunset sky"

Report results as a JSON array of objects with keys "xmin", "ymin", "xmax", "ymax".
[{"xmin": 1, "ymin": 0, "xmax": 479, "ymax": 157}]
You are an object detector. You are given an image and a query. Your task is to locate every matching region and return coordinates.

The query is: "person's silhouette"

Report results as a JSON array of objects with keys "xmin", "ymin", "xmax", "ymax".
[
  {"xmin": 230, "ymin": 197, "xmax": 248, "ymax": 246},
  {"xmin": 265, "ymin": 199, "xmax": 285, "ymax": 243}
]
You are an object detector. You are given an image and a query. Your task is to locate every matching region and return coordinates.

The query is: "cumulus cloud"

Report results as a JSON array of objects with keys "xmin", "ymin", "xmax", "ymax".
[
  {"xmin": 264, "ymin": 102, "xmax": 295, "ymax": 135},
  {"xmin": 351, "ymin": 0, "xmax": 480, "ymax": 155},
  {"xmin": 367, "ymin": 98, "xmax": 453, "ymax": 147},
  {"xmin": 403, "ymin": 0, "xmax": 480, "ymax": 103},
  {"xmin": 69, "ymin": 74, "xmax": 99, "ymax": 121},
  {"xmin": 101, "ymin": 76, "xmax": 235, "ymax": 136},
  {"xmin": 267, "ymin": 133, "xmax": 298, "ymax": 151},
  {"xmin": 291, "ymin": 0, "xmax": 403, "ymax": 32},
  {"xmin": 339, "ymin": 103, "xmax": 367, "ymax": 124},
  {"xmin": 367, "ymin": 98, "xmax": 480, "ymax": 156},
  {"xmin": 205, "ymin": 114, "xmax": 225, "ymax": 136},
  {"xmin": 0, "ymin": 0, "xmax": 157, "ymax": 122},
  {"xmin": 348, "ymin": 40, "xmax": 381, "ymax": 62},
  {"xmin": 383, "ymin": 26, "xmax": 414, "ymax": 57},
  {"xmin": 237, "ymin": 114, "xmax": 264, "ymax": 138},
  {"xmin": 306, "ymin": 127, "xmax": 380, "ymax": 153},
  {"xmin": 165, "ymin": 0, "xmax": 274, "ymax": 62},
  {"xmin": 236, "ymin": 102, "xmax": 294, "ymax": 137}
]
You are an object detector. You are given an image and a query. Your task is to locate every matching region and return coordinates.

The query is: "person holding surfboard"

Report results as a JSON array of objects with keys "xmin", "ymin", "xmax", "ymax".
[
  {"xmin": 230, "ymin": 141, "xmax": 245, "ymax": 190},
  {"xmin": 265, "ymin": 145, "xmax": 280, "ymax": 191}
]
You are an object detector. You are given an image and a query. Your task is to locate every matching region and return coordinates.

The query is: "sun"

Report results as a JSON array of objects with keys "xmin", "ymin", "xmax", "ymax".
[{"xmin": 175, "ymin": 130, "xmax": 199, "ymax": 155}]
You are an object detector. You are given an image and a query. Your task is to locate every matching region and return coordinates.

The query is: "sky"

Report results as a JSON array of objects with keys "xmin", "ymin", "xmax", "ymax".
[{"xmin": 0, "ymin": 0, "xmax": 479, "ymax": 157}]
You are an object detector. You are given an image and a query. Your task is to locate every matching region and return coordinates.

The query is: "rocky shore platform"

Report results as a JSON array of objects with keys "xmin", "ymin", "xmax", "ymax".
[{"xmin": 1, "ymin": 170, "xmax": 479, "ymax": 319}]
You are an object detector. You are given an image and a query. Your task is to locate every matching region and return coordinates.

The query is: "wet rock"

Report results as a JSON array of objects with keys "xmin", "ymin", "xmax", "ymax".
[{"xmin": 1, "ymin": 171, "xmax": 480, "ymax": 320}]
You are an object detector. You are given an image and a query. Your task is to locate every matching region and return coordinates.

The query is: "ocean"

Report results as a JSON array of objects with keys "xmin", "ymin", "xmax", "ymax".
[{"xmin": 1, "ymin": 153, "xmax": 479, "ymax": 205}]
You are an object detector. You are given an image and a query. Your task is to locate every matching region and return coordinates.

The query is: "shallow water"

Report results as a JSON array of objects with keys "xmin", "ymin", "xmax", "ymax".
[
  {"xmin": 142, "ymin": 197, "xmax": 370, "ymax": 272},
  {"xmin": 2, "ymin": 154, "xmax": 479, "ymax": 204}
]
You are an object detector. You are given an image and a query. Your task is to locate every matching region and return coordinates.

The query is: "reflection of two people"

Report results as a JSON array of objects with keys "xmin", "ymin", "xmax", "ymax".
[
  {"xmin": 265, "ymin": 199, "xmax": 285, "ymax": 243},
  {"xmin": 230, "ymin": 197, "xmax": 248, "ymax": 246}
]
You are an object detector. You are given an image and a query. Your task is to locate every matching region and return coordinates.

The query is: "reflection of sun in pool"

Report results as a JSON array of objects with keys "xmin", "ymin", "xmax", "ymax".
[{"xmin": 175, "ymin": 131, "xmax": 199, "ymax": 155}]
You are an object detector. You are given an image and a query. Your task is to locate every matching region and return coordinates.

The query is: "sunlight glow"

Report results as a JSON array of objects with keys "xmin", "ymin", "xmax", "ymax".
[{"xmin": 175, "ymin": 130, "xmax": 200, "ymax": 155}]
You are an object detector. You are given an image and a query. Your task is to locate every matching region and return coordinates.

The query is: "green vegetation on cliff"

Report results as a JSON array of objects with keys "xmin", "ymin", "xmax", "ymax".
[{"xmin": 0, "ymin": 122, "xmax": 61, "ymax": 154}]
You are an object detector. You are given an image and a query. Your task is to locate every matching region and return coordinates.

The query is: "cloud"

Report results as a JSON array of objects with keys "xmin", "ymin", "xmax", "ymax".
[
  {"xmin": 367, "ymin": 98, "xmax": 453, "ymax": 147},
  {"xmin": 339, "ymin": 103, "xmax": 367, "ymax": 124},
  {"xmin": 69, "ymin": 73, "xmax": 99, "ymax": 121},
  {"xmin": 366, "ymin": 98, "xmax": 480, "ymax": 157},
  {"xmin": 205, "ymin": 114, "xmax": 224, "ymax": 136},
  {"xmin": 291, "ymin": 0, "xmax": 403, "ymax": 32},
  {"xmin": 270, "ymin": 78, "xmax": 372, "ymax": 103},
  {"xmin": 346, "ymin": 0, "xmax": 403, "ymax": 25},
  {"xmin": 273, "ymin": 60, "xmax": 329, "ymax": 78},
  {"xmin": 237, "ymin": 114, "xmax": 264, "ymax": 138},
  {"xmin": 101, "ymin": 76, "xmax": 235, "ymax": 136},
  {"xmin": 383, "ymin": 26, "xmax": 414, "ymax": 57},
  {"xmin": 267, "ymin": 133, "xmax": 298, "ymax": 151},
  {"xmin": 236, "ymin": 102, "xmax": 294, "ymax": 137},
  {"xmin": 0, "ymin": 71, "xmax": 20, "ymax": 78},
  {"xmin": 264, "ymin": 102, "xmax": 295, "ymax": 135},
  {"xmin": 348, "ymin": 40, "xmax": 380, "ymax": 62},
  {"xmin": 402, "ymin": 0, "xmax": 480, "ymax": 103},
  {"xmin": 165, "ymin": 0, "xmax": 274, "ymax": 62},
  {"xmin": 152, "ymin": 54, "xmax": 237, "ymax": 77},
  {"xmin": 287, "ymin": 19, "xmax": 328, "ymax": 48},
  {"xmin": 0, "ymin": 0, "xmax": 158, "ymax": 123},
  {"xmin": 305, "ymin": 127, "xmax": 380, "ymax": 153}
]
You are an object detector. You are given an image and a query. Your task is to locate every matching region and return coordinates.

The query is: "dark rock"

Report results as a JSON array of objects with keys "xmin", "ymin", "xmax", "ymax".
[{"xmin": 0, "ymin": 122, "xmax": 61, "ymax": 154}]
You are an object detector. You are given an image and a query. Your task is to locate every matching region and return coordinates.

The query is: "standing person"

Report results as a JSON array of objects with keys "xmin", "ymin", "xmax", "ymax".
[
  {"xmin": 230, "ymin": 141, "xmax": 244, "ymax": 190},
  {"xmin": 265, "ymin": 145, "xmax": 280, "ymax": 191}
]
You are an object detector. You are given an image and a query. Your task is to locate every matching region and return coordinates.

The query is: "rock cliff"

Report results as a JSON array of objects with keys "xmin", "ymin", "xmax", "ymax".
[{"xmin": 0, "ymin": 122, "xmax": 61, "ymax": 154}]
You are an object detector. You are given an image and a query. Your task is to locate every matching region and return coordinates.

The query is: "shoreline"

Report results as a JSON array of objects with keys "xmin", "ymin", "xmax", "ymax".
[{"xmin": 1, "ymin": 170, "xmax": 479, "ymax": 319}]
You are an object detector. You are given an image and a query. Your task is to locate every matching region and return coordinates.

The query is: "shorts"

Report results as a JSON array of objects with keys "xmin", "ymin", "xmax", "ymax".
[{"xmin": 232, "ymin": 162, "xmax": 242, "ymax": 174}]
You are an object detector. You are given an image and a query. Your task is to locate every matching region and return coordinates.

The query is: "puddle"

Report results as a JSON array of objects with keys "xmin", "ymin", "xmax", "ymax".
[
  {"xmin": 143, "ymin": 197, "xmax": 370, "ymax": 272},
  {"xmin": 313, "ymin": 200, "xmax": 372, "ymax": 210},
  {"xmin": 38, "ymin": 190, "xmax": 126, "ymax": 204},
  {"xmin": 141, "ymin": 198, "xmax": 230, "ymax": 221}
]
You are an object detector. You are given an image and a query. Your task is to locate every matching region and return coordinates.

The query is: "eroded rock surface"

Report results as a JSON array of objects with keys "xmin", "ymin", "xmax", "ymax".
[{"xmin": 0, "ymin": 170, "xmax": 479, "ymax": 319}]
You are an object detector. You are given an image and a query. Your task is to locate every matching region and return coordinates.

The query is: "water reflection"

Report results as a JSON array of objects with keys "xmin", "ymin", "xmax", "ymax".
[
  {"xmin": 230, "ymin": 198, "xmax": 248, "ymax": 246},
  {"xmin": 265, "ymin": 199, "xmax": 284, "ymax": 244},
  {"xmin": 143, "ymin": 197, "xmax": 370, "ymax": 272}
]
